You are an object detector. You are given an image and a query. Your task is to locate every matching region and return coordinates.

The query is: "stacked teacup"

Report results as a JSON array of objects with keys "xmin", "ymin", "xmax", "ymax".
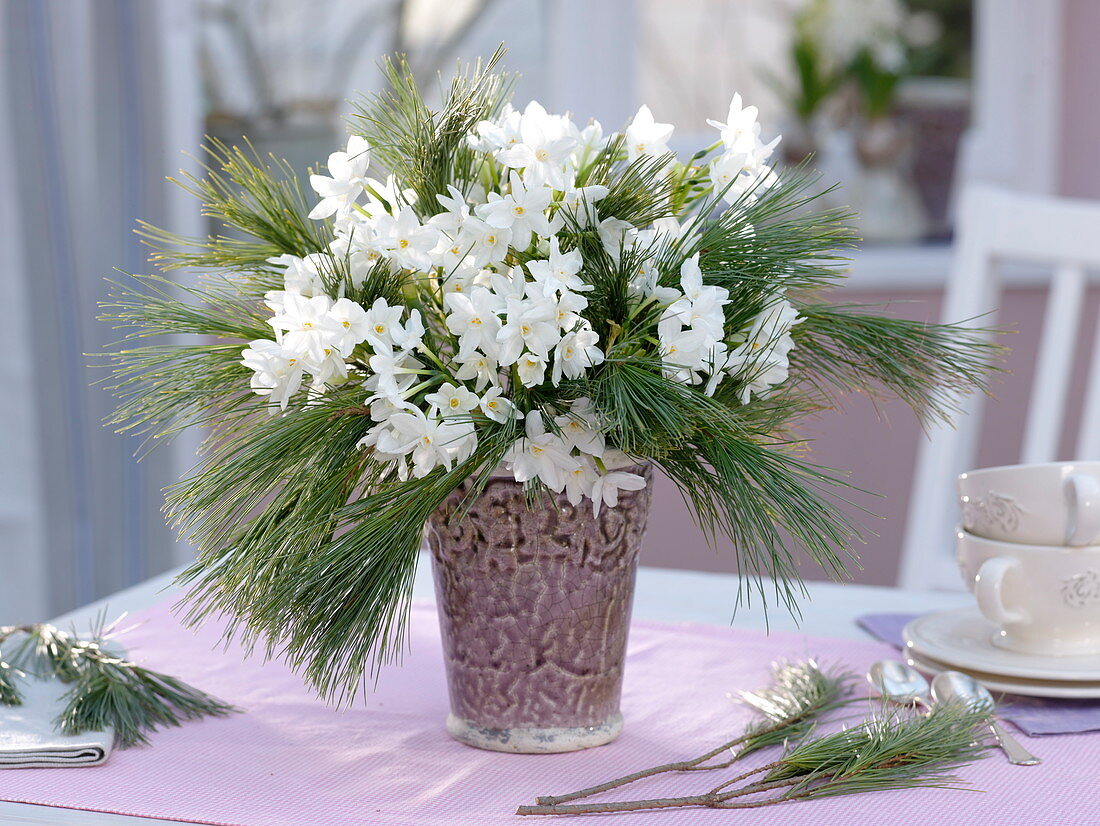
[{"xmin": 956, "ymin": 462, "xmax": 1100, "ymax": 656}]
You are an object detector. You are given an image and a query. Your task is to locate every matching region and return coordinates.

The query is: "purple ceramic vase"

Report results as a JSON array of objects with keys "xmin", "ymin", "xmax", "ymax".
[{"xmin": 426, "ymin": 464, "xmax": 652, "ymax": 753}]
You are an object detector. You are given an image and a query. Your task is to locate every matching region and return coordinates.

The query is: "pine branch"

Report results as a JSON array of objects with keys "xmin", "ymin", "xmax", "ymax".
[
  {"xmin": 533, "ymin": 660, "xmax": 854, "ymax": 807},
  {"xmin": 58, "ymin": 656, "xmax": 237, "ymax": 749},
  {"xmin": 791, "ymin": 303, "xmax": 1005, "ymax": 427},
  {"xmin": 0, "ymin": 623, "xmax": 237, "ymax": 748},
  {"xmin": 350, "ymin": 47, "xmax": 514, "ymax": 215},
  {"xmin": 0, "ymin": 660, "xmax": 21, "ymax": 706},
  {"xmin": 590, "ymin": 358, "xmax": 860, "ymax": 611},
  {"xmin": 139, "ymin": 138, "xmax": 328, "ymax": 273},
  {"xmin": 518, "ymin": 702, "xmax": 993, "ymax": 816}
]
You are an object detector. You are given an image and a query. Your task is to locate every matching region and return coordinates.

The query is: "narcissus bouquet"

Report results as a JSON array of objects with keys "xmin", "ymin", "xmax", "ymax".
[{"xmin": 106, "ymin": 52, "xmax": 993, "ymax": 702}]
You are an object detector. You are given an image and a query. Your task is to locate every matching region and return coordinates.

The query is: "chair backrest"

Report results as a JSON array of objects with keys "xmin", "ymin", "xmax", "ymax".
[{"xmin": 898, "ymin": 184, "xmax": 1100, "ymax": 591}]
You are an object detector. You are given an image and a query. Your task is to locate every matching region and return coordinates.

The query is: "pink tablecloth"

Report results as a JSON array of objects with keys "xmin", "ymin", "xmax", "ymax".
[{"xmin": 0, "ymin": 597, "xmax": 1093, "ymax": 826}]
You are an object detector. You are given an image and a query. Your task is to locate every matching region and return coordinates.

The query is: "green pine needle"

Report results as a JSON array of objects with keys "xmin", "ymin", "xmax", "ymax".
[
  {"xmin": 734, "ymin": 659, "xmax": 855, "ymax": 758},
  {"xmin": 58, "ymin": 657, "xmax": 238, "ymax": 749},
  {"xmin": 758, "ymin": 701, "xmax": 992, "ymax": 801},
  {"xmin": 0, "ymin": 622, "xmax": 237, "ymax": 749},
  {"xmin": 0, "ymin": 660, "xmax": 21, "ymax": 706}
]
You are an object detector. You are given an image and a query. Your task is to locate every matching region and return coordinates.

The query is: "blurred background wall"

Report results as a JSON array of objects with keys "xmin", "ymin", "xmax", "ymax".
[{"xmin": 2, "ymin": 0, "xmax": 1098, "ymax": 622}]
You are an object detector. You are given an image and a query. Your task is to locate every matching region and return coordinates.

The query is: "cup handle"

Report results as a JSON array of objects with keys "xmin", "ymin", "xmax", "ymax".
[
  {"xmin": 1065, "ymin": 474, "xmax": 1100, "ymax": 546},
  {"xmin": 974, "ymin": 557, "xmax": 1028, "ymax": 626}
]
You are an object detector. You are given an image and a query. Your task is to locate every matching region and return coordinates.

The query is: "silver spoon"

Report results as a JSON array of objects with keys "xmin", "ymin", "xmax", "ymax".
[{"xmin": 931, "ymin": 670, "xmax": 1041, "ymax": 766}]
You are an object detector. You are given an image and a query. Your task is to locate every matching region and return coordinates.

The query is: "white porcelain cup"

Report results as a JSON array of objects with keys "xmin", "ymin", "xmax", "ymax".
[
  {"xmin": 957, "ymin": 462, "xmax": 1100, "ymax": 546},
  {"xmin": 956, "ymin": 528, "xmax": 1100, "ymax": 655}
]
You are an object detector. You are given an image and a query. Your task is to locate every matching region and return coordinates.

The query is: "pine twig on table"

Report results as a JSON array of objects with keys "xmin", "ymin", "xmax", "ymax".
[
  {"xmin": 0, "ymin": 620, "xmax": 239, "ymax": 749},
  {"xmin": 533, "ymin": 659, "xmax": 854, "ymax": 806},
  {"xmin": 518, "ymin": 702, "xmax": 994, "ymax": 817}
]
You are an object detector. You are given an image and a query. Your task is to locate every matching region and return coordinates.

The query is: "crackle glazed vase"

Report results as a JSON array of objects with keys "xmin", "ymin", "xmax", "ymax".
[{"xmin": 425, "ymin": 464, "xmax": 652, "ymax": 753}]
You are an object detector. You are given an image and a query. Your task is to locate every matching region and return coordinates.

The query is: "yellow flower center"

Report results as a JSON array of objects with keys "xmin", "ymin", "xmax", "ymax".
[
  {"xmin": 374, "ymin": 324, "xmax": 386, "ymax": 334},
  {"xmin": 531, "ymin": 444, "xmax": 544, "ymax": 455},
  {"xmin": 514, "ymin": 205, "xmax": 526, "ymax": 216},
  {"xmin": 449, "ymin": 398, "xmax": 460, "ymax": 408}
]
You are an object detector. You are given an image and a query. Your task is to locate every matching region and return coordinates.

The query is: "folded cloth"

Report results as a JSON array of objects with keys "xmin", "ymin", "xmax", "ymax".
[
  {"xmin": 858, "ymin": 612, "xmax": 1100, "ymax": 736},
  {"xmin": 0, "ymin": 677, "xmax": 114, "ymax": 769}
]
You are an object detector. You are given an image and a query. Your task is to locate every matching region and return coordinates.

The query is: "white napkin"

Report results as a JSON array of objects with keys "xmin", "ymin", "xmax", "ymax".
[{"xmin": 0, "ymin": 676, "xmax": 114, "ymax": 768}]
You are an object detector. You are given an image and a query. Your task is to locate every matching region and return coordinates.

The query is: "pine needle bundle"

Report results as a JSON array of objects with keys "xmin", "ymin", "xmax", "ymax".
[{"xmin": 0, "ymin": 621, "xmax": 237, "ymax": 748}]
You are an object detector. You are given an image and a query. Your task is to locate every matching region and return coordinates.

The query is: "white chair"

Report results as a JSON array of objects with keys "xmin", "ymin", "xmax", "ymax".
[{"xmin": 899, "ymin": 184, "xmax": 1100, "ymax": 591}]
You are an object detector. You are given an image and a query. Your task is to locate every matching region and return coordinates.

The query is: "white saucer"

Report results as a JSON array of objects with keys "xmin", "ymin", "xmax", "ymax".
[
  {"xmin": 904, "ymin": 650, "xmax": 1100, "ymax": 699},
  {"xmin": 903, "ymin": 607, "xmax": 1100, "ymax": 682}
]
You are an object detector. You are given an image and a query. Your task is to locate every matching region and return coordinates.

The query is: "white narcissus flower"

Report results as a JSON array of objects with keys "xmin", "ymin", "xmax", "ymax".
[
  {"xmin": 362, "ymin": 298, "xmax": 406, "ymax": 353},
  {"xmin": 516, "ymin": 352, "xmax": 548, "ymax": 387},
  {"xmin": 624, "ymin": 105, "xmax": 674, "ymax": 162},
  {"xmin": 725, "ymin": 297, "xmax": 801, "ymax": 404},
  {"xmin": 372, "ymin": 206, "xmax": 440, "ymax": 272},
  {"xmin": 526, "ymin": 237, "xmax": 590, "ymax": 298},
  {"xmin": 558, "ymin": 184, "xmax": 609, "ymax": 227},
  {"xmin": 366, "ymin": 351, "xmax": 422, "ymax": 401},
  {"xmin": 574, "ymin": 120, "xmax": 607, "ymax": 159},
  {"xmin": 460, "ymin": 217, "xmax": 513, "ymax": 268},
  {"xmin": 454, "ymin": 352, "xmax": 498, "ymax": 391},
  {"xmin": 385, "ymin": 409, "xmax": 477, "ymax": 477},
  {"xmin": 240, "ymin": 340, "xmax": 304, "ymax": 410},
  {"xmin": 431, "ymin": 184, "xmax": 472, "ymax": 235},
  {"xmin": 392, "ymin": 309, "xmax": 425, "ymax": 353},
  {"xmin": 480, "ymin": 387, "xmax": 515, "ymax": 423},
  {"xmin": 268, "ymin": 293, "xmax": 338, "ymax": 363},
  {"xmin": 304, "ymin": 347, "xmax": 349, "ymax": 388},
  {"xmin": 552, "ymin": 327, "xmax": 604, "ymax": 385},
  {"xmin": 497, "ymin": 295, "xmax": 560, "ymax": 364},
  {"xmin": 469, "ymin": 104, "xmax": 522, "ymax": 153},
  {"xmin": 425, "ymin": 383, "xmax": 479, "ymax": 416},
  {"xmin": 269, "ymin": 253, "xmax": 326, "ymax": 296},
  {"xmin": 597, "ymin": 217, "xmax": 635, "ymax": 263},
  {"xmin": 444, "ymin": 287, "xmax": 503, "ymax": 359},
  {"xmin": 497, "ymin": 101, "xmax": 578, "ymax": 190},
  {"xmin": 658, "ymin": 313, "xmax": 710, "ymax": 385},
  {"xmin": 563, "ymin": 455, "xmax": 599, "ymax": 507},
  {"xmin": 590, "ymin": 470, "xmax": 647, "ymax": 517},
  {"xmin": 552, "ymin": 289, "xmax": 589, "ymax": 330},
  {"xmin": 308, "ymin": 135, "xmax": 371, "ymax": 219},
  {"xmin": 707, "ymin": 94, "xmax": 762, "ymax": 153},
  {"xmin": 663, "ymin": 254, "xmax": 730, "ymax": 342},
  {"xmin": 368, "ymin": 396, "xmax": 413, "ymax": 424},
  {"xmin": 475, "ymin": 172, "xmax": 554, "ymax": 247},
  {"xmin": 358, "ymin": 420, "xmax": 414, "ymax": 480},
  {"xmin": 505, "ymin": 412, "xmax": 580, "ymax": 492},
  {"xmin": 554, "ymin": 397, "xmax": 606, "ymax": 456},
  {"xmin": 358, "ymin": 173, "xmax": 417, "ymax": 219},
  {"xmin": 326, "ymin": 297, "xmax": 371, "ymax": 354}
]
